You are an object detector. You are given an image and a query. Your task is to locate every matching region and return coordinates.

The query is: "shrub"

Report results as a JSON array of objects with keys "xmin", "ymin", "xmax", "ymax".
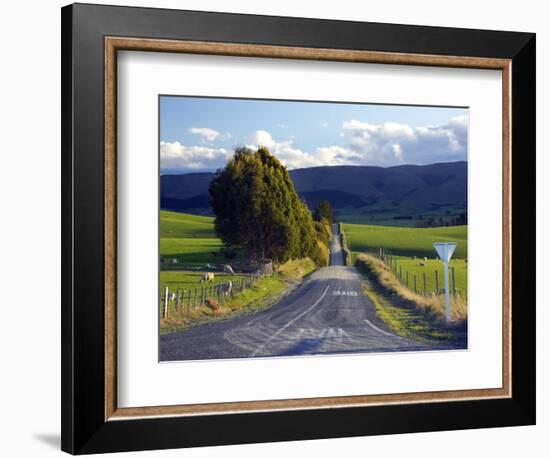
[
  {"xmin": 309, "ymin": 239, "xmax": 330, "ymax": 267},
  {"xmin": 205, "ymin": 298, "xmax": 221, "ymax": 311}
]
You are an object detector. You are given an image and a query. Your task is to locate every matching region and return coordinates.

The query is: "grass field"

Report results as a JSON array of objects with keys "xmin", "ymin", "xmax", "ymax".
[
  {"xmin": 389, "ymin": 256, "xmax": 467, "ymax": 297},
  {"xmin": 160, "ymin": 210, "xmax": 229, "ymax": 266},
  {"xmin": 160, "ymin": 258, "xmax": 316, "ymax": 334},
  {"xmin": 343, "ymin": 222, "xmax": 468, "ymax": 259},
  {"xmin": 160, "ymin": 271, "xmax": 246, "ymax": 296},
  {"xmin": 343, "ymin": 222, "xmax": 468, "ymax": 297}
]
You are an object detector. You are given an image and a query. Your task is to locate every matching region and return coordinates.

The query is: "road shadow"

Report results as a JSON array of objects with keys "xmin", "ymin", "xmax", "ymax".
[{"xmin": 34, "ymin": 433, "xmax": 60, "ymax": 449}]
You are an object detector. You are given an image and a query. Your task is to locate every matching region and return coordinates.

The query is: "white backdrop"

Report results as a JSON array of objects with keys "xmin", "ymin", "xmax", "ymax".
[{"xmin": 0, "ymin": 0, "xmax": 545, "ymax": 457}]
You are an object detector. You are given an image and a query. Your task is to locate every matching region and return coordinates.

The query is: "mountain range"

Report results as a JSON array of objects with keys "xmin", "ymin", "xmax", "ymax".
[{"xmin": 160, "ymin": 161, "xmax": 467, "ymax": 219}]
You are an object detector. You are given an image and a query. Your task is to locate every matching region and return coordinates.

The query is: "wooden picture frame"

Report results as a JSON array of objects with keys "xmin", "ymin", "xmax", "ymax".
[{"xmin": 62, "ymin": 3, "xmax": 535, "ymax": 454}]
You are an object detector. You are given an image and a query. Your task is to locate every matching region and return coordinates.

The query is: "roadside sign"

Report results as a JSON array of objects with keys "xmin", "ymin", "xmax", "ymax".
[
  {"xmin": 433, "ymin": 242, "xmax": 456, "ymax": 263},
  {"xmin": 433, "ymin": 242, "xmax": 457, "ymax": 323}
]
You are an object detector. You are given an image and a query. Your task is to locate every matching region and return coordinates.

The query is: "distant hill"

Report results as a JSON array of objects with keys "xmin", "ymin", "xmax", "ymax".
[{"xmin": 160, "ymin": 162, "xmax": 467, "ymax": 221}]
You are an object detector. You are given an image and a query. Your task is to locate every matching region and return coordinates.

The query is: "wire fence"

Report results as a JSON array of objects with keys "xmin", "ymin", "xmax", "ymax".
[
  {"xmin": 160, "ymin": 272, "xmax": 262, "ymax": 320},
  {"xmin": 377, "ymin": 248, "xmax": 465, "ymax": 299}
]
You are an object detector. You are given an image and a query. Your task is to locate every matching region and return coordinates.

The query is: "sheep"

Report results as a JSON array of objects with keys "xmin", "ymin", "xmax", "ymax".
[
  {"xmin": 201, "ymin": 272, "xmax": 214, "ymax": 283},
  {"xmin": 221, "ymin": 281, "xmax": 233, "ymax": 299},
  {"xmin": 223, "ymin": 264, "xmax": 235, "ymax": 275}
]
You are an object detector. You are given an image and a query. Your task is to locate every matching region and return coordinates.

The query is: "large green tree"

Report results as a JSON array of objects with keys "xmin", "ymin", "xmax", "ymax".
[{"xmin": 209, "ymin": 147, "xmax": 325, "ymax": 265}]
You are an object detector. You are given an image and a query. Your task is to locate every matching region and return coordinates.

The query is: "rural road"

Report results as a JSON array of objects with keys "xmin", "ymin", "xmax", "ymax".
[{"xmin": 160, "ymin": 224, "xmax": 443, "ymax": 361}]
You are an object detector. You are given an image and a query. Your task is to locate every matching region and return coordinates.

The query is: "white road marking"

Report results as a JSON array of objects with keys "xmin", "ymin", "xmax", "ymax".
[
  {"xmin": 332, "ymin": 290, "xmax": 358, "ymax": 296},
  {"xmin": 293, "ymin": 327, "xmax": 350, "ymax": 340},
  {"xmin": 250, "ymin": 285, "xmax": 330, "ymax": 357},
  {"xmin": 364, "ymin": 319, "xmax": 395, "ymax": 337}
]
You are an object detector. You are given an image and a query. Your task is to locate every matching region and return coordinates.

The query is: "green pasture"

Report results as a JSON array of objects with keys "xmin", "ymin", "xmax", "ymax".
[
  {"xmin": 160, "ymin": 211, "xmax": 216, "ymax": 238},
  {"xmin": 388, "ymin": 256, "xmax": 468, "ymax": 297},
  {"xmin": 160, "ymin": 271, "xmax": 246, "ymax": 295},
  {"xmin": 160, "ymin": 210, "xmax": 228, "ymax": 266},
  {"xmin": 343, "ymin": 223, "xmax": 468, "ymax": 259}
]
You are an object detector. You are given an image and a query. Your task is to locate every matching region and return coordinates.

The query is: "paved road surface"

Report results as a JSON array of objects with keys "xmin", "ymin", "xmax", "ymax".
[{"xmin": 161, "ymin": 224, "xmax": 448, "ymax": 361}]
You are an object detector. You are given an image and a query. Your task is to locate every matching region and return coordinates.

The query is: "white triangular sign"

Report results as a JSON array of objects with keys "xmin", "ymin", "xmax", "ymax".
[{"xmin": 433, "ymin": 242, "xmax": 457, "ymax": 263}]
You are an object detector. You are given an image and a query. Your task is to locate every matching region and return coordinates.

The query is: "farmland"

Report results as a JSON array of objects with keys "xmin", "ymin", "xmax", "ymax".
[
  {"xmin": 160, "ymin": 271, "xmax": 245, "ymax": 296},
  {"xmin": 160, "ymin": 210, "xmax": 229, "ymax": 266},
  {"xmin": 159, "ymin": 210, "xmax": 316, "ymax": 332},
  {"xmin": 343, "ymin": 223, "xmax": 467, "ymax": 259},
  {"xmin": 384, "ymin": 256, "xmax": 467, "ymax": 297},
  {"xmin": 343, "ymin": 222, "xmax": 468, "ymax": 297}
]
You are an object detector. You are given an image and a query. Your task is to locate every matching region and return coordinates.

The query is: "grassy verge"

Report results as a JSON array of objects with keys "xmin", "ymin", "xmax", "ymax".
[
  {"xmin": 160, "ymin": 258, "xmax": 316, "ymax": 334},
  {"xmin": 338, "ymin": 223, "xmax": 353, "ymax": 266},
  {"xmin": 356, "ymin": 253, "xmax": 467, "ymax": 344},
  {"xmin": 362, "ymin": 279, "xmax": 454, "ymax": 343}
]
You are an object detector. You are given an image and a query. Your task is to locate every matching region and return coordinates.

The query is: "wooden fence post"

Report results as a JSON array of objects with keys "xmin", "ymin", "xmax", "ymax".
[
  {"xmin": 175, "ymin": 289, "xmax": 180, "ymax": 313},
  {"xmin": 451, "ymin": 267, "xmax": 456, "ymax": 297},
  {"xmin": 399, "ymin": 265, "xmax": 402, "ymax": 282},
  {"xmin": 423, "ymin": 272, "xmax": 427, "ymax": 295},
  {"xmin": 435, "ymin": 270, "xmax": 439, "ymax": 294},
  {"xmin": 406, "ymin": 271, "xmax": 409, "ymax": 288},
  {"xmin": 193, "ymin": 289, "xmax": 197, "ymax": 308},
  {"xmin": 414, "ymin": 275, "xmax": 417, "ymax": 294},
  {"xmin": 163, "ymin": 286, "xmax": 168, "ymax": 319}
]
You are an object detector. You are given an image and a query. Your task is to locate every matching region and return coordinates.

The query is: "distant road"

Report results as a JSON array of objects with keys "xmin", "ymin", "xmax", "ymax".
[{"xmin": 161, "ymin": 224, "xmax": 450, "ymax": 361}]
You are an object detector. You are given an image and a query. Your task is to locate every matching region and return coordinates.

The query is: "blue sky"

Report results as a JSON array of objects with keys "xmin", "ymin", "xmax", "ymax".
[{"xmin": 160, "ymin": 96, "xmax": 468, "ymax": 174}]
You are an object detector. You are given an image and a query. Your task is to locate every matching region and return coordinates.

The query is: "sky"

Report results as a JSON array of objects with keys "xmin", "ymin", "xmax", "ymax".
[{"xmin": 160, "ymin": 96, "xmax": 468, "ymax": 174}]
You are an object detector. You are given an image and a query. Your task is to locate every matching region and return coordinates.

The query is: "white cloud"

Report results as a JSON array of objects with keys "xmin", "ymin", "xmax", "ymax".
[
  {"xmin": 160, "ymin": 141, "xmax": 230, "ymax": 170},
  {"xmin": 163, "ymin": 116, "xmax": 467, "ymax": 172},
  {"xmin": 247, "ymin": 130, "xmax": 316, "ymax": 169},
  {"xmin": 188, "ymin": 127, "xmax": 231, "ymax": 142},
  {"xmin": 341, "ymin": 116, "xmax": 467, "ymax": 166},
  {"xmin": 248, "ymin": 130, "xmax": 358, "ymax": 169},
  {"xmin": 249, "ymin": 130, "xmax": 276, "ymax": 149},
  {"xmin": 321, "ymin": 121, "xmax": 329, "ymax": 128}
]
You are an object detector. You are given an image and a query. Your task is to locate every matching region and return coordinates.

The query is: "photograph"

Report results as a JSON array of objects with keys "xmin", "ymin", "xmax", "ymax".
[{"xmin": 158, "ymin": 96, "xmax": 469, "ymax": 361}]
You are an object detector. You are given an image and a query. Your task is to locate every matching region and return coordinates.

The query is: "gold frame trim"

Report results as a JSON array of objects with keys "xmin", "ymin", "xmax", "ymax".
[{"xmin": 104, "ymin": 37, "xmax": 512, "ymax": 421}]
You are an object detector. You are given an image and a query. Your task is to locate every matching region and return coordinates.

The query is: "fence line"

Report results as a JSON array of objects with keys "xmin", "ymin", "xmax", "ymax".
[
  {"xmin": 338, "ymin": 223, "xmax": 353, "ymax": 266},
  {"xmin": 377, "ymin": 248, "xmax": 463, "ymax": 299},
  {"xmin": 160, "ymin": 272, "xmax": 263, "ymax": 320}
]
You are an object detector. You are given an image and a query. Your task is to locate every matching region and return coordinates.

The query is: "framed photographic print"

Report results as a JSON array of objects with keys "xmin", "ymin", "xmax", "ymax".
[{"xmin": 61, "ymin": 3, "xmax": 536, "ymax": 454}]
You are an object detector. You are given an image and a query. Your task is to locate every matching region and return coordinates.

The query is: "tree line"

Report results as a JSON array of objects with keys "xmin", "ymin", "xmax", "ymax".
[{"xmin": 209, "ymin": 147, "xmax": 333, "ymax": 267}]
